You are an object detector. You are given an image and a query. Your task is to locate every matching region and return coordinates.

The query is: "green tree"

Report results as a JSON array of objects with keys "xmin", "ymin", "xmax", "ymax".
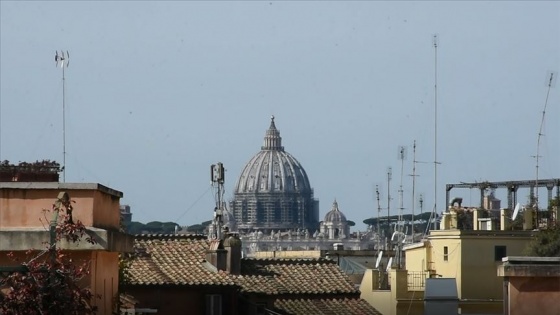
[
  {"xmin": 525, "ymin": 224, "xmax": 560, "ymax": 257},
  {"xmin": 526, "ymin": 197, "xmax": 560, "ymax": 257}
]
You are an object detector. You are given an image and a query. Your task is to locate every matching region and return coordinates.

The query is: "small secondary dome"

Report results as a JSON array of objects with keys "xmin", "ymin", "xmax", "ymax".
[
  {"xmin": 324, "ymin": 200, "xmax": 347, "ymax": 223},
  {"xmin": 320, "ymin": 199, "xmax": 349, "ymax": 239}
]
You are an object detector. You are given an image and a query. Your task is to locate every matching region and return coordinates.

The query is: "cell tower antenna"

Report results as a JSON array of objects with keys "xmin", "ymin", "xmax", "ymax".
[
  {"xmin": 397, "ymin": 146, "xmax": 407, "ymax": 234},
  {"xmin": 431, "ymin": 34, "xmax": 442, "ymax": 231},
  {"xmin": 55, "ymin": 50, "xmax": 69, "ymax": 182},
  {"xmin": 387, "ymin": 167, "xmax": 392, "ymax": 234},
  {"xmin": 209, "ymin": 162, "xmax": 226, "ymax": 240},
  {"xmin": 533, "ymin": 71, "xmax": 556, "ymax": 226}
]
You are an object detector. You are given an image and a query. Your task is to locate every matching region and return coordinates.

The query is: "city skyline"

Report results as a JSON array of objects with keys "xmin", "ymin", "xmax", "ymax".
[{"xmin": 1, "ymin": 1, "xmax": 558, "ymax": 230}]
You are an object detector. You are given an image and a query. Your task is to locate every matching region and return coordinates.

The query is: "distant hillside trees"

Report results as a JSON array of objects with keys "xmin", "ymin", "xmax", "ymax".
[
  {"xmin": 126, "ymin": 220, "xmax": 212, "ymax": 235},
  {"xmin": 127, "ymin": 221, "xmax": 179, "ymax": 234}
]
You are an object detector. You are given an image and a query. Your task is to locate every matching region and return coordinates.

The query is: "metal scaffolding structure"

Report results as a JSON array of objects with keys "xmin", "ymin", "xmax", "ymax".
[{"xmin": 445, "ymin": 178, "xmax": 560, "ymax": 210}]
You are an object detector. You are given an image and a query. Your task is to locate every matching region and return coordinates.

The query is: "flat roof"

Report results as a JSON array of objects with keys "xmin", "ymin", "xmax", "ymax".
[
  {"xmin": 502, "ymin": 256, "xmax": 560, "ymax": 264},
  {"xmin": 0, "ymin": 182, "xmax": 123, "ymax": 198}
]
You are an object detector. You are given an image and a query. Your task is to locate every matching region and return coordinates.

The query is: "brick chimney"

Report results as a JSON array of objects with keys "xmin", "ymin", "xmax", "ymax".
[
  {"xmin": 205, "ymin": 239, "xmax": 227, "ymax": 271},
  {"xmin": 224, "ymin": 234, "xmax": 242, "ymax": 275}
]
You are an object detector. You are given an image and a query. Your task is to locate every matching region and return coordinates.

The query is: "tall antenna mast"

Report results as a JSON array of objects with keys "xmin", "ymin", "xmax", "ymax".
[
  {"xmin": 397, "ymin": 146, "xmax": 407, "ymax": 234},
  {"xmin": 431, "ymin": 34, "xmax": 441, "ymax": 231},
  {"xmin": 419, "ymin": 194, "xmax": 424, "ymax": 224},
  {"xmin": 534, "ymin": 71, "xmax": 556, "ymax": 225},
  {"xmin": 387, "ymin": 167, "xmax": 392, "ymax": 234},
  {"xmin": 410, "ymin": 140, "xmax": 418, "ymax": 238},
  {"xmin": 210, "ymin": 162, "xmax": 226, "ymax": 239},
  {"xmin": 375, "ymin": 185, "xmax": 382, "ymax": 248},
  {"xmin": 55, "ymin": 51, "xmax": 69, "ymax": 182}
]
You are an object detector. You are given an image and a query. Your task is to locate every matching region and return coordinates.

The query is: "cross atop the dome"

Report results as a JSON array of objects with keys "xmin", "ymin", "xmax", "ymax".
[{"xmin": 268, "ymin": 115, "xmax": 277, "ymax": 130}]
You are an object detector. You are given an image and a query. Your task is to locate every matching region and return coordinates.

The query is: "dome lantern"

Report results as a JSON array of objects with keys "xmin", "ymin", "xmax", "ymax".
[{"xmin": 261, "ymin": 115, "xmax": 284, "ymax": 151}]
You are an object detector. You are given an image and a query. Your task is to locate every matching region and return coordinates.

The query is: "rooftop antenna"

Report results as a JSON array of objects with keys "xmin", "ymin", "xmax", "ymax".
[
  {"xmin": 431, "ymin": 34, "xmax": 442, "ymax": 231},
  {"xmin": 55, "ymin": 50, "xmax": 69, "ymax": 182},
  {"xmin": 387, "ymin": 167, "xmax": 392, "ymax": 235},
  {"xmin": 512, "ymin": 203, "xmax": 522, "ymax": 221},
  {"xmin": 386, "ymin": 257, "xmax": 393, "ymax": 272},
  {"xmin": 409, "ymin": 141, "xmax": 418, "ymax": 239},
  {"xmin": 397, "ymin": 146, "xmax": 407, "ymax": 234},
  {"xmin": 533, "ymin": 71, "xmax": 556, "ymax": 226},
  {"xmin": 209, "ymin": 162, "xmax": 226, "ymax": 240},
  {"xmin": 375, "ymin": 250, "xmax": 383, "ymax": 268},
  {"xmin": 375, "ymin": 185, "xmax": 382, "ymax": 240}
]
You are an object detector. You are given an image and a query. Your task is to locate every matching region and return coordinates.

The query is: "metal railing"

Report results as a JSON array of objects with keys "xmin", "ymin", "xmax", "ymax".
[{"xmin": 407, "ymin": 271, "xmax": 428, "ymax": 291}]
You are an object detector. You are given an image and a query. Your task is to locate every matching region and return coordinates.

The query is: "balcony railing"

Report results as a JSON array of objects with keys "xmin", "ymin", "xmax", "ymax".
[{"xmin": 407, "ymin": 271, "xmax": 428, "ymax": 291}]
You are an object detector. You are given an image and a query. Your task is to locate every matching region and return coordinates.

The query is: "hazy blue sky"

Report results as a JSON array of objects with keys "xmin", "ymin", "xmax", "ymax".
[{"xmin": 1, "ymin": 1, "xmax": 558, "ymax": 230}]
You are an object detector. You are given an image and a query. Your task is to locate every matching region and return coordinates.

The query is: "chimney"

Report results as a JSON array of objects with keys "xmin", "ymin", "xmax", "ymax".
[
  {"xmin": 206, "ymin": 239, "xmax": 227, "ymax": 271},
  {"xmin": 224, "ymin": 234, "xmax": 242, "ymax": 275},
  {"xmin": 472, "ymin": 209, "xmax": 481, "ymax": 230},
  {"xmin": 500, "ymin": 209, "xmax": 511, "ymax": 231}
]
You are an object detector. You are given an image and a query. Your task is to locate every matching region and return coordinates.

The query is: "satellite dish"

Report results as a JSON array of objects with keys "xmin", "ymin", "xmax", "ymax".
[
  {"xmin": 512, "ymin": 203, "xmax": 521, "ymax": 221},
  {"xmin": 386, "ymin": 257, "xmax": 393, "ymax": 272},
  {"xmin": 375, "ymin": 251, "xmax": 383, "ymax": 268}
]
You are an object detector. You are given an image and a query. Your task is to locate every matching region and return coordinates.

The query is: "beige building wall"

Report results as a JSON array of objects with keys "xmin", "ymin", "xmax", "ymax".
[{"xmin": 362, "ymin": 230, "xmax": 533, "ymax": 315}]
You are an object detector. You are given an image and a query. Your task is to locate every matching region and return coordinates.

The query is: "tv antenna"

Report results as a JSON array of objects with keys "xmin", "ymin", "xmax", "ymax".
[
  {"xmin": 55, "ymin": 50, "xmax": 69, "ymax": 182},
  {"xmin": 387, "ymin": 167, "xmax": 392, "ymax": 234},
  {"xmin": 409, "ymin": 141, "xmax": 419, "ymax": 239},
  {"xmin": 431, "ymin": 34, "xmax": 442, "ymax": 232},
  {"xmin": 533, "ymin": 71, "xmax": 556, "ymax": 226},
  {"xmin": 375, "ymin": 185, "xmax": 382, "ymax": 235},
  {"xmin": 375, "ymin": 250, "xmax": 383, "ymax": 269},
  {"xmin": 397, "ymin": 146, "xmax": 407, "ymax": 234},
  {"xmin": 386, "ymin": 257, "xmax": 393, "ymax": 272}
]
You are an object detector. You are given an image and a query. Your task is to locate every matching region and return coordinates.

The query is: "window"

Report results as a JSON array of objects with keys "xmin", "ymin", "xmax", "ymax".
[
  {"xmin": 205, "ymin": 294, "xmax": 222, "ymax": 315},
  {"xmin": 443, "ymin": 246, "xmax": 448, "ymax": 261},
  {"xmin": 495, "ymin": 246, "xmax": 507, "ymax": 261}
]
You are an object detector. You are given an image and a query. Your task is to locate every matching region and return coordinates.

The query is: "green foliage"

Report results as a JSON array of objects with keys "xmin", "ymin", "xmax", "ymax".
[
  {"xmin": 549, "ymin": 197, "xmax": 560, "ymax": 209},
  {"xmin": 526, "ymin": 224, "xmax": 560, "ymax": 257},
  {"xmin": 346, "ymin": 220, "xmax": 356, "ymax": 227}
]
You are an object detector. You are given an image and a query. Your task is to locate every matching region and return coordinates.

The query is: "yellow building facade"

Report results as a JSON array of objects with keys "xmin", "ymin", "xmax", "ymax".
[{"xmin": 361, "ymin": 214, "xmax": 534, "ymax": 315}]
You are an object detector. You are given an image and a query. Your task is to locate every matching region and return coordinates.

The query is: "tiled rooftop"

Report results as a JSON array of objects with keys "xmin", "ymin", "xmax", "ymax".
[
  {"xmin": 127, "ymin": 234, "xmax": 381, "ymax": 314},
  {"xmin": 274, "ymin": 298, "xmax": 382, "ymax": 315},
  {"xmin": 238, "ymin": 258, "xmax": 358, "ymax": 295},
  {"xmin": 128, "ymin": 235, "xmax": 358, "ymax": 295},
  {"xmin": 127, "ymin": 234, "xmax": 235, "ymax": 286}
]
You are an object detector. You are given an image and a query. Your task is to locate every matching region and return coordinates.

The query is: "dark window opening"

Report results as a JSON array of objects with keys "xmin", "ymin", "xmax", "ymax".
[
  {"xmin": 443, "ymin": 246, "xmax": 448, "ymax": 261},
  {"xmin": 495, "ymin": 245, "xmax": 507, "ymax": 261}
]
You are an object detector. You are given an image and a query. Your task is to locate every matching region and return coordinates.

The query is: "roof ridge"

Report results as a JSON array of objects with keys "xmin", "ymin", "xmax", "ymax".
[
  {"xmin": 133, "ymin": 233, "xmax": 206, "ymax": 240},
  {"xmin": 242, "ymin": 258, "xmax": 334, "ymax": 264}
]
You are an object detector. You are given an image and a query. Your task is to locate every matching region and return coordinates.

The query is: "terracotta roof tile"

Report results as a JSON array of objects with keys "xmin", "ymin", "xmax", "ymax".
[
  {"xmin": 273, "ymin": 298, "xmax": 382, "ymax": 315},
  {"xmin": 237, "ymin": 258, "xmax": 358, "ymax": 295},
  {"xmin": 127, "ymin": 234, "xmax": 235, "ymax": 286}
]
